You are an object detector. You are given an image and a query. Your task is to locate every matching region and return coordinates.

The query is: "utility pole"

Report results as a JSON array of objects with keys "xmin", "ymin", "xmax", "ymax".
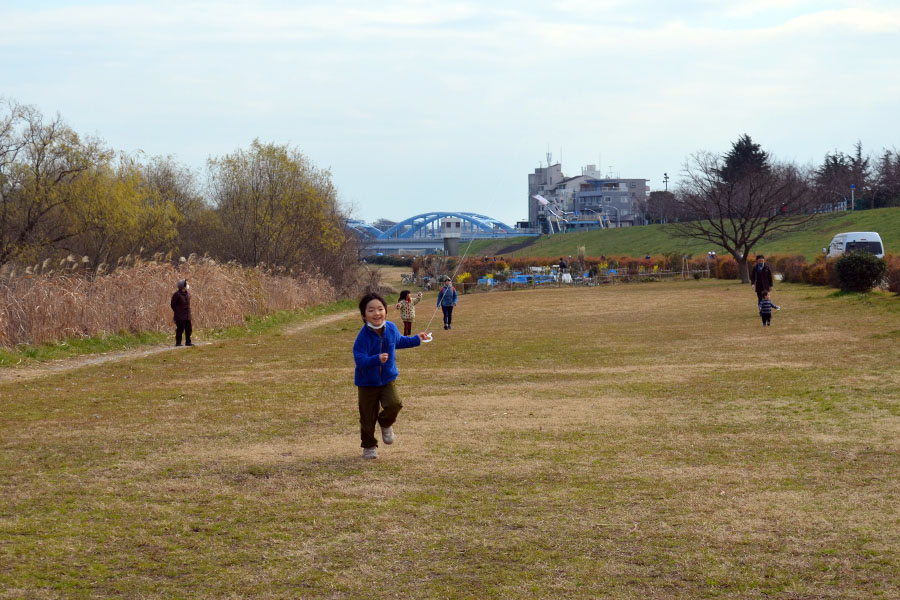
[
  {"xmin": 663, "ymin": 173, "xmax": 670, "ymax": 192},
  {"xmin": 850, "ymin": 183, "xmax": 855, "ymax": 211}
]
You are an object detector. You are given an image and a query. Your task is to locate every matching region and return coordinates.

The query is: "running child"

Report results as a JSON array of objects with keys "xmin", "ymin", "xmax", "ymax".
[
  {"xmin": 758, "ymin": 291, "xmax": 780, "ymax": 326},
  {"xmin": 353, "ymin": 292, "xmax": 430, "ymax": 460},
  {"xmin": 395, "ymin": 290, "xmax": 423, "ymax": 336}
]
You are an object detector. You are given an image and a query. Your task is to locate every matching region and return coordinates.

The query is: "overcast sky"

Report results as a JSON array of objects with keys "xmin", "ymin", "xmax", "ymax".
[{"xmin": 2, "ymin": 0, "xmax": 899, "ymax": 226}]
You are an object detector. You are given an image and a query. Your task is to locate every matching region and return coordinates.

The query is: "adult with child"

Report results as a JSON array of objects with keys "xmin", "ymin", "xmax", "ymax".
[
  {"xmin": 436, "ymin": 277, "xmax": 458, "ymax": 330},
  {"xmin": 170, "ymin": 279, "xmax": 193, "ymax": 347},
  {"xmin": 353, "ymin": 292, "xmax": 430, "ymax": 460},
  {"xmin": 749, "ymin": 254, "xmax": 774, "ymax": 302}
]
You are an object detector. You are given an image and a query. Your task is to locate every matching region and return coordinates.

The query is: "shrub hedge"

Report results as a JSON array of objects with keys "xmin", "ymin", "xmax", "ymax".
[{"xmin": 834, "ymin": 252, "xmax": 888, "ymax": 292}]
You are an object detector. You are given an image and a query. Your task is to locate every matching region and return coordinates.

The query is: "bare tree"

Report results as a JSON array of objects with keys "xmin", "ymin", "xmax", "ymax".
[{"xmin": 673, "ymin": 142, "xmax": 814, "ymax": 283}]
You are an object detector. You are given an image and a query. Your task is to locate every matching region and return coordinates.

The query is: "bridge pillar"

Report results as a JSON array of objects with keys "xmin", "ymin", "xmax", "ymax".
[{"xmin": 441, "ymin": 217, "xmax": 462, "ymax": 256}]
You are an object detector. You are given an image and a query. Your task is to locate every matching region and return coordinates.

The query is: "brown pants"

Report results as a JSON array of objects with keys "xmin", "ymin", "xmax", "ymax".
[
  {"xmin": 357, "ymin": 381, "xmax": 402, "ymax": 448},
  {"xmin": 402, "ymin": 321, "xmax": 412, "ymax": 336}
]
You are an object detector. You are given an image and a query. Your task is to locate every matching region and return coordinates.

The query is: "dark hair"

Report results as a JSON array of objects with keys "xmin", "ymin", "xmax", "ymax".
[
  {"xmin": 756, "ymin": 254, "xmax": 765, "ymax": 260},
  {"xmin": 398, "ymin": 290, "xmax": 410, "ymax": 302},
  {"xmin": 359, "ymin": 292, "xmax": 387, "ymax": 320}
]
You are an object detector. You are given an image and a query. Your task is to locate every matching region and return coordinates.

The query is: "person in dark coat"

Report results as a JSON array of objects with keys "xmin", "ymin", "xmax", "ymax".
[
  {"xmin": 170, "ymin": 279, "xmax": 193, "ymax": 346},
  {"xmin": 749, "ymin": 254, "xmax": 774, "ymax": 302}
]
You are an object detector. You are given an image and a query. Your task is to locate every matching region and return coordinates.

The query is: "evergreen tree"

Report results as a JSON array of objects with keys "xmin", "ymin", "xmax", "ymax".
[{"xmin": 718, "ymin": 134, "xmax": 770, "ymax": 184}]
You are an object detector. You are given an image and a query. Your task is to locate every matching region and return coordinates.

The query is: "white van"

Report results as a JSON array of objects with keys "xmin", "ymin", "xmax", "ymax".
[{"xmin": 824, "ymin": 232, "xmax": 885, "ymax": 259}]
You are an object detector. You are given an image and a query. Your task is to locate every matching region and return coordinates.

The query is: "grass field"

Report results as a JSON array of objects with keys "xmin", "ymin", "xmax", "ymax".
[
  {"xmin": 2, "ymin": 281, "xmax": 899, "ymax": 598},
  {"xmin": 472, "ymin": 207, "xmax": 900, "ymax": 259}
]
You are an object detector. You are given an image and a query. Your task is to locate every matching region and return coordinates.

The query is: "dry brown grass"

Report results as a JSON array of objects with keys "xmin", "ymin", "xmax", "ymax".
[
  {"xmin": 0, "ymin": 257, "xmax": 336, "ymax": 347},
  {"xmin": 1, "ymin": 280, "xmax": 899, "ymax": 598}
]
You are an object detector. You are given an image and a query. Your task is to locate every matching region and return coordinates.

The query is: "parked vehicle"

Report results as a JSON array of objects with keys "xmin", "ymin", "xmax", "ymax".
[{"xmin": 824, "ymin": 232, "xmax": 884, "ymax": 259}]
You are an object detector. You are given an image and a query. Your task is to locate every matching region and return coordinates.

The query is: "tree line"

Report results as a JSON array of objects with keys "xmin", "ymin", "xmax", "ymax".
[
  {"xmin": 638, "ymin": 134, "xmax": 900, "ymax": 282},
  {"xmin": 0, "ymin": 98, "xmax": 360, "ymax": 293},
  {"xmin": 644, "ymin": 137, "xmax": 900, "ymax": 226}
]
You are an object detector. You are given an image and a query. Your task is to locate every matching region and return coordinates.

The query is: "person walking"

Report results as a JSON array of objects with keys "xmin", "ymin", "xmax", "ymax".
[
  {"xmin": 436, "ymin": 277, "xmax": 458, "ymax": 330},
  {"xmin": 749, "ymin": 254, "xmax": 774, "ymax": 302},
  {"xmin": 170, "ymin": 279, "xmax": 193, "ymax": 347}
]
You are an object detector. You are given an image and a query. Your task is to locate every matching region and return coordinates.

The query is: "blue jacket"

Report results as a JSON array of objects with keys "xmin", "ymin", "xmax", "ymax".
[
  {"xmin": 353, "ymin": 321, "xmax": 421, "ymax": 387},
  {"xmin": 436, "ymin": 285, "xmax": 458, "ymax": 307}
]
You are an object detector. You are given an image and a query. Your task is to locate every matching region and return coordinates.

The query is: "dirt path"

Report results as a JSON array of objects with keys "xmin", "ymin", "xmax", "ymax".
[{"xmin": 0, "ymin": 310, "xmax": 357, "ymax": 384}]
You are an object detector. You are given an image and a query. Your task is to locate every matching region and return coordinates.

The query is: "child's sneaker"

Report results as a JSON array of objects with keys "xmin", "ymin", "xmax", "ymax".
[
  {"xmin": 381, "ymin": 426, "xmax": 395, "ymax": 445},
  {"xmin": 363, "ymin": 447, "xmax": 378, "ymax": 459}
]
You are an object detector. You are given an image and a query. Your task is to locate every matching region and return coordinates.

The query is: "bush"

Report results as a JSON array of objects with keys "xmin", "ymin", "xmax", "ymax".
[
  {"xmin": 834, "ymin": 252, "xmax": 887, "ymax": 292},
  {"xmin": 364, "ymin": 255, "xmax": 414, "ymax": 267},
  {"xmin": 772, "ymin": 255, "xmax": 806, "ymax": 284},
  {"xmin": 802, "ymin": 255, "xmax": 839, "ymax": 287},
  {"xmin": 884, "ymin": 254, "xmax": 900, "ymax": 294},
  {"xmin": 716, "ymin": 256, "xmax": 740, "ymax": 279}
]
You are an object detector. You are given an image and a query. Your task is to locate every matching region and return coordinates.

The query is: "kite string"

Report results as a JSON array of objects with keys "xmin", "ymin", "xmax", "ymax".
[{"xmin": 422, "ymin": 232, "xmax": 479, "ymax": 333}]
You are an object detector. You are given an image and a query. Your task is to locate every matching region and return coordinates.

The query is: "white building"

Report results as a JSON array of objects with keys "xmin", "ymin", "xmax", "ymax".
[{"xmin": 528, "ymin": 158, "xmax": 649, "ymax": 232}]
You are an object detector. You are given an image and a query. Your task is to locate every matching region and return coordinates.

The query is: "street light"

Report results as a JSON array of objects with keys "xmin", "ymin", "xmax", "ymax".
[{"xmin": 663, "ymin": 172, "xmax": 670, "ymax": 192}]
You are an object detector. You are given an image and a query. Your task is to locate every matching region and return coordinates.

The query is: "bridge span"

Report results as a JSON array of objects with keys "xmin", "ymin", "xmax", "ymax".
[{"xmin": 347, "ymin": 211, "xmax": 538, "ymax": 254}]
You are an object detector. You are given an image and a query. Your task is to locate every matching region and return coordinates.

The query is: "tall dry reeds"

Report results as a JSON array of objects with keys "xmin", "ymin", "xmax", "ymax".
[{"xmin": 0, "ymin": 256, "xmax": 336, "ymax": 348}]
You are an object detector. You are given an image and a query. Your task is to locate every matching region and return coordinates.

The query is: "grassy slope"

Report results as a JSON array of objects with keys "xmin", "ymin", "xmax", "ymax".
[
  {"xmin": 2, "ymin": 281, "xmax": 899, "ymax": 599},
  {"xmin": 471, "ymin": 207, "xmax": 900, "ymax": 259}
]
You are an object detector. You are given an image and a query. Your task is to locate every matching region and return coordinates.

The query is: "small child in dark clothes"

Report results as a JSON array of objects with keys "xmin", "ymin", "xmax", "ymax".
[{"xmin": 758, "ymin": 291, "xmax": 780, "ymax": 326}]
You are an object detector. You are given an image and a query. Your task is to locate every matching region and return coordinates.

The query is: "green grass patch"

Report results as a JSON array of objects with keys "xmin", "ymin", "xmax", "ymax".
[
  {"xmin": 471, "ymin": 207, "xmax": 900, "ymax": 259},
  {"xmin": 0, "ymin": 330, "xmax": 169, "ymax": 366}
]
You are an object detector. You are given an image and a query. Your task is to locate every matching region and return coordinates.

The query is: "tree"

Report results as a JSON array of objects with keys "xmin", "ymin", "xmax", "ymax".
[
  {"xmin": 871, "ymin": 149, "xmax": 900, "ymax": 209},
  {"xmin": 814, "ymin": 151, "xmax": 852, "ymax": 209},
  {"xmin": 673, "ymin": 136, "xmax": 815, "ymax": 283},
  {"xmin": 718, "ymin": 133, "xmax": 769, "ymax": 183},
  {"xmin": 139, "ymin": 155, "xmax": 217, "ymax": 257},
  {"xmin": 0, "ymin": 103, "xmax": 108, "ymax": 264},
  {"xmin": 848, "ymin": 141, "xmax": 871, "ymax": 209},
  {"xmin": 645, "ymin": 191, "xmax": 678, "ymax": 224},
  {"xmin": 62, "ymin": 157, "xmax": 181, "ymax": 266},
  {"xmin": 208, "ymin": 140, "xmax": 355, "ymax": 277}
]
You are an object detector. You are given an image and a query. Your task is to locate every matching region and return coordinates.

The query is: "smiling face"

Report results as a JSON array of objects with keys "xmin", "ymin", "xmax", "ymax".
[{"xmin": 364, "ymin": 298, "xmax": 387, "ymax": 327}]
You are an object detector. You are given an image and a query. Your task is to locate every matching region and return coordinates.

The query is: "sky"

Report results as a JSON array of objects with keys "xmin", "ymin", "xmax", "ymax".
[{"xmin": 2, "ymin": 0, "xmax": 899, "ymax": 226}]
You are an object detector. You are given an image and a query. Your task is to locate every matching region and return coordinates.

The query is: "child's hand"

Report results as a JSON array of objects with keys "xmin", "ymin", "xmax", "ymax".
[
  {"xmin": 417, "ymin": 331, "xmax": 431, "ymax": 341},
  {"xmin": 379, "ymin": 353, "xmax": 388, "ymax": 363},
  {"xmin": 417, "ymin": 292, "xmax": 423, "ymax": 298}
]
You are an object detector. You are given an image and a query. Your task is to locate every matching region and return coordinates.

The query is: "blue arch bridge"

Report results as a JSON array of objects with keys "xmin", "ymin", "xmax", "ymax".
[{"xmin": 347, "ymin": 211, "xmax": 538, "ymax": 254}]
